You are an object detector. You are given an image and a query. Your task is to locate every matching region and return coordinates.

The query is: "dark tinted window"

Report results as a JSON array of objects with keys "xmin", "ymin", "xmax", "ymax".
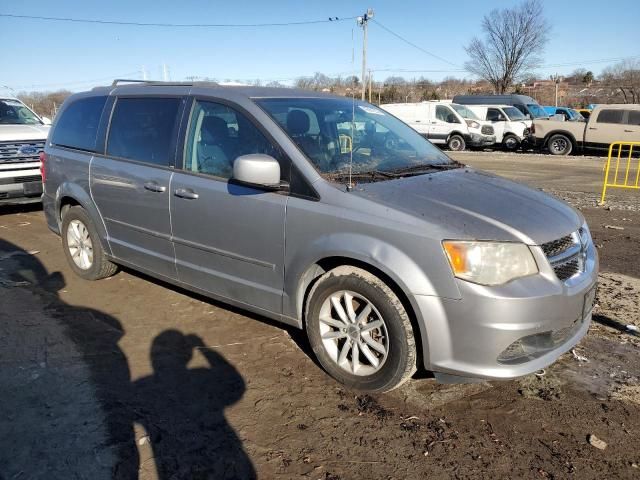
[
  {"xmin": 107, "ymin": 97, "xmax": 181, "ymax": 166},
  {"xmin": 51, "ymin": 96, "xmax": 107, "ymax": 151},
  {"xmin": 184, "ymin": 100, "xmax": 282, "ymax": 179},
  {"xmin": 626, "ymin": 110, "xmax": 640, "ymax": 126},
  {"xmin": 596, "ymin": 109, "xmax": 624, "ymax": 124},
  {"xmin": 487, "ymin": 108, "xmax": 502, "ymax": 121}
]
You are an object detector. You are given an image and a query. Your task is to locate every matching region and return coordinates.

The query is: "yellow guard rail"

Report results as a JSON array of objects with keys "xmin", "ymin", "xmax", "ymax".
[{"xmin": 601, "ymin": 141, "xmax": 640, "ymax": 203}]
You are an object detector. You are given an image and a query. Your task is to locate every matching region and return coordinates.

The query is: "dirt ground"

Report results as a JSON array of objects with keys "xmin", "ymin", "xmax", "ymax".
[{"xmin": 1, "ymin": 152, "xmax": 639, "ymax": 479}]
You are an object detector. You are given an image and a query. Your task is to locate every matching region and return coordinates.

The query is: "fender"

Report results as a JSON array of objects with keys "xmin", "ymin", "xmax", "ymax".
[
  {"xmin": 55, "ymin": 180, "xmax": 113, "ymax": 256},
  {"xmin": 285, "ymin": 231, "xmax": 455, "ymax": 322}
]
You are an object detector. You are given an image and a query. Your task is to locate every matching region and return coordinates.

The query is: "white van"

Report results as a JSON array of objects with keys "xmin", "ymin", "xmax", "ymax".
[
  {"xmin": 380, "ymin": 101, "xmax": 495, "ymax": 151},
  {"xmin": 466, "ymin": 105, "xmax": 532, "ymax": 151}
]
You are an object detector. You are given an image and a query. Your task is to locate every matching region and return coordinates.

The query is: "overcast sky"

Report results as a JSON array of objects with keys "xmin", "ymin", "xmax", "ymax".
[{"xmin": 2, "ymin": 0, "xmax": 638, "ymax": 92}]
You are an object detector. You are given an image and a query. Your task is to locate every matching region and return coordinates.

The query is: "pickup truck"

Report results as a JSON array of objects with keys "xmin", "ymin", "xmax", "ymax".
[{"xmin": 530, "ymin": 104, "xmax": 640, "ymax": 155}]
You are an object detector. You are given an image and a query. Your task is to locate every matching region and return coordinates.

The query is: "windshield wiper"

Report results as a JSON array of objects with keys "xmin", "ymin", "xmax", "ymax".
[
  {"xmin": 326, "ymin": 169, "xmax": 401, "ymax": 182},
  {"xmin": 386, "ymin": 161, "xmax": 464, "ymax": 176}
]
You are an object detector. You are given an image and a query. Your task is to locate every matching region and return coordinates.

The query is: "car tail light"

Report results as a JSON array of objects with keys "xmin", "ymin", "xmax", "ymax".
[{"xmin": 40, "ymin": 151, "xmax": 47, "ymax": 183}]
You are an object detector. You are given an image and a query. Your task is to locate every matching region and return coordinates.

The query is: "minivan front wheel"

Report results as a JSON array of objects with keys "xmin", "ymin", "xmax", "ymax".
[
  {"xmin": 447, "ymin": 134, "xmax": 466, "ymax": 151},
  {"xmin": 305, "ymin": 266, "xmax": 417, "ymax": 392},
  {"xmin": 61, "ymin": 206, "xmax": 117, "ymax": 280}
]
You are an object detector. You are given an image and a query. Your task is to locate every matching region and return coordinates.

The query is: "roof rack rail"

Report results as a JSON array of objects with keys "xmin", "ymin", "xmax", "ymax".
[
  {"xmin": 111, "ymin": 79, "xmax": 152, "ymax": 86},
  {"xmin": 111, "ymin": 79, "xmax": 204, "ymax": 87}
]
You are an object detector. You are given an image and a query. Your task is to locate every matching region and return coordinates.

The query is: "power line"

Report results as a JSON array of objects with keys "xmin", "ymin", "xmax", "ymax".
[
  {"xmin": 12, "ymin": 72, "xmax": 142, "ymax": 90},
  {"xmin": 538, "ymin": 55, "xmax": 640, "ymax": 69},
  {"xmin": 0, "ymin": 13, "xmax": 357, "ymax": 28},
  {"xmin": 371, "ymin": 20, "xmax": 461, "ymax": 68}
]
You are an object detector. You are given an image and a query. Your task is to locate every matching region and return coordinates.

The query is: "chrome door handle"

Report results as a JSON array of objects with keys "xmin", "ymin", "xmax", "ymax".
[
  {"xmin": 588, "ymin": 127, "xmax": 597, "ymax": 130},
  {"xmin": 624, "ymin": 129, "xmax": 634, "ymax": 132},
  {"xmin": 143, "ymin": 182, "xmax": 166, "ymax": 193},
  {"xmin": 174, "ymin": 188, "xmax": 199, "ymax": 200}
]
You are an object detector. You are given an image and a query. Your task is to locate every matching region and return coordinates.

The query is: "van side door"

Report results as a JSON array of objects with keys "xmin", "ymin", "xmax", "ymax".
[
  {"xmin": 90, "ymin": 96, "xmax": 185, "ymax": 279},
  {"xmin": 169, "ymin": 98, "xmax": 287, "ymax": 314}
]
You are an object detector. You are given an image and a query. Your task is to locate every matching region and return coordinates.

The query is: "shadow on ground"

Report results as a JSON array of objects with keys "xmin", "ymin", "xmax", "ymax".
[{"xmin": 0, "ymin": 238, "xmax": 255, "ymax": 479}]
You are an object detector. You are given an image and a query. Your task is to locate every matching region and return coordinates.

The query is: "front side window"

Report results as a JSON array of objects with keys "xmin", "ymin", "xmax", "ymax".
[
  {"xmin": 51, "ymin": 96, "xmax": 107, "ymax": 151},
  {"xmin": 486, "ymin": 108, "xmax": 503, "ymax": 122},
  {"xmin": 436, "ymin": 105, "xmax": 459, "ymax": 123},
  {"xmin": 596, "ymin": 109, "xmax": 624, "ymax": 124},
  {"xmin": 257, "ymin": 97, "xmax": 454, "ymax": 178},
  {"xmin": 0, "ymin": 99, "xmax": 43, "ymax": 125},
  {"xmin": 184, "ymin": 100, "xmax": 281, "ymax": 179},
  {"xmin": 107, "ymin": 97, "xmax": 181, "ymax": 166}
]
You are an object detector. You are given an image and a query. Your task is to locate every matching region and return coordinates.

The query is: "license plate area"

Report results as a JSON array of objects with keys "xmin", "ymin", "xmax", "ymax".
[
  {"xmin": 582, "ymin": 284, "xmax": 597, "ymax": 320},
  {"xmin": 23, "ymin": 181, "xmax": 43, "ymax": 196}
]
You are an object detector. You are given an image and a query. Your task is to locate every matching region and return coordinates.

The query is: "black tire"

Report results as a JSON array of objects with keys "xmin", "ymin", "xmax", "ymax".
[
  {"xmin": 305, "ymin": 266, "xmax": 417, "ymax": 392},
  {"xmin": 61, "ymin": 206, "xmax": 117, "ymax": 280},
  {"xmin": 447, "ymin": 134, "xmax": 466, "ymax": 151},
  {"xmin": 547, "ymin": 134, "xmax": 573, "ymax": 155},
  {"xmin": 502, "ymin": 134, "xmax": 520, "ymax": 151}
]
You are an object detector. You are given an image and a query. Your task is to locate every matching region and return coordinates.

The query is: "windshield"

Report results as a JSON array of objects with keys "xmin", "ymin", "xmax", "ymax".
[
  {"xmin": 526, "ymin": 103, "xmax": 548, "ymax": 119},
  {"xmin": 569, "ymin": 109, "xmax": 585, "ymax": 121},
  {"xmin": 503, "ymin": 106, "xmax": 526, "ymax": 121},
  {"xmin": 0, "ymin": 99, "xmax": 42, "ymax": 125},
  {"xmin": 257, "ymin": 97, "xmax": 454, "ymax": 178},
  {"xmin": 450, "ymin": 103, "xmax": 479, "ymax": 120}
]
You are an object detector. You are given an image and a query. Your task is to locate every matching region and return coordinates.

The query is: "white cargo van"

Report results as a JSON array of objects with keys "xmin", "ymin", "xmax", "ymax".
[
  {"xmin": 466, "ymin": 105, "xmax": 532, "ymax": 150},
  {"xmin": 380, "ymin": 101, "xmax": 495, "ymax": 151}
]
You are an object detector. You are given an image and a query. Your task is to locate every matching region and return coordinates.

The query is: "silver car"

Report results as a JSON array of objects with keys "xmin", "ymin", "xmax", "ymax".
[{"xmin": 42, "ymin": 82, "xmax": 598, "ymax": 392}]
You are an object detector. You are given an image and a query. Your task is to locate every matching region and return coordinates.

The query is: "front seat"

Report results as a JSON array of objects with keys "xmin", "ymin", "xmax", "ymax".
[
  {"xmin": 286, "ymin": 110, "xmax": 327, "ymax": 169},
  {"xmin": 197, "ymin": 116, "xmax": 236, "ymax": 176}
]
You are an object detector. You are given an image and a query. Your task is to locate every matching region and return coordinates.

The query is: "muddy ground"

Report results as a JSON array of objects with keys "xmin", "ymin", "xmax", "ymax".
[{"xmin": 0, "ymin": 152, "xmax": 639, "ymax": 479}]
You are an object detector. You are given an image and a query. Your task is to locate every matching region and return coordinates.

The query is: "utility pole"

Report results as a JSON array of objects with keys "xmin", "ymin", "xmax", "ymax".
[
  {"xmin": 357, "ymin": 9, "xmax": 374, "ymax": 100},
  {"xmin": 141, "ymin": 65, "xmax": 148, "ymax": 81},
  {"xmin": 551, "ymin": 73, "xmax": 561, "ymax": 107}
]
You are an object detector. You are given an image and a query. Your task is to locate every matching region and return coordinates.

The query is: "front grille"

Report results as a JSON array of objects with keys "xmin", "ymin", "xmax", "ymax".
[
  {"xmin": 541, "ymin": 232, "xmax": 585, "ymax": 282},
  {"xmin": 0, "ymin": 175, "xmax": 42, "ymax": 185},
  {"xmin": 481, "ymin": 125, "xmax": 494, "ymax": 135},
  {"xmin": 0, "ymin": 140, "xmax": 45, "ymax": 162},
  {"xmin": 541, "ymin": 235, "xmax": 574, "ymax": 257}
]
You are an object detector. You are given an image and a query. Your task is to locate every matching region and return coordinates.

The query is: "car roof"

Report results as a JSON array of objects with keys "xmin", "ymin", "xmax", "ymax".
[{"xmin": 90, "ymin": 81, "xmax": 337, "ymax": 100}]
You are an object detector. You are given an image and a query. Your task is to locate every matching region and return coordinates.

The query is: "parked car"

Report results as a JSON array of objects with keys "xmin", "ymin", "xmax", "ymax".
[
  {"xmin": 453, "ymin": 94, "xmax": 549, "ymax": 120},
  {"xmin": 530, "ymin": 104, "xmax": 640, "ymax": 155},
  {"xmin": 380, "ymin": 101, "xmax": 495, "ymax": 151},
  {"xmin": 43, "ymin": 82, "xmax": 598, "ymax": 392},
  {"xmin": 466, "ymin": 104, "xmax": 532, "ymax": 150},
  {"xmin": 0, "ymin": 97, "xmax": 51, "ymax": 204},
  {"xmin": 543, "ymin": 106, "xmax": 585, "ymax": 122}
]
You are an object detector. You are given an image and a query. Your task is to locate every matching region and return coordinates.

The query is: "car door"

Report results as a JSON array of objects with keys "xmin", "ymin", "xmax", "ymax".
[
  {"xmin": 430, "ymin": 105, "xmax": 460, "ymax": 143},
  {"xmin": 586, "ymin": 108, "xmax": 628, "ymax": 149},
  {"xmin": 486, "ymin": 108, "xmax": 506, "ymax": 142},
  {"xmin": 170, "ymin": 98, "xmax": 287, "ymax": 314},
  {"xmin": 91, "ymin": 95, "xmax": 185, "ymax": 279},
  {"xmin": 621, "ymin": 110, "xmax": 640, "ymax": 143}
]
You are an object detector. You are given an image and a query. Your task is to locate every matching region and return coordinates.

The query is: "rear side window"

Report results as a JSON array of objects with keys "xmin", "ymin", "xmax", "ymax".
[
  {"xmin": 626, "ymin": 110, "xmax": 640, "ymax": 126},
  {"xmin": 596, "ymin": 109, "xmax": 624, "ymax": 124},
  {"xmin": 51, "ymin": 96, "xmax": 107, "ymax": 152},
  {"xmin": 107, "ymin": 97, "xmax": 181, "ymax": 166}
]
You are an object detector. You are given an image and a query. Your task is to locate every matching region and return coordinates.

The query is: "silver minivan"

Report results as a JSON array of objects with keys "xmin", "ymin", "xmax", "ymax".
[{"xmin": 42, "ymin": 81, "xmax": 598, "ymax": 392}]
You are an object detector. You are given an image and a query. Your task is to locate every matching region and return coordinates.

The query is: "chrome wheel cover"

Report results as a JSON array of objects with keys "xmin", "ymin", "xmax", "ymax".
[
  {"xmin": 318, "ymin": 290, "xmax": 389, "ymax": 376},
  {"xmin": 66, "ymin": 219, "xmax": 94, "ymax": 270}
]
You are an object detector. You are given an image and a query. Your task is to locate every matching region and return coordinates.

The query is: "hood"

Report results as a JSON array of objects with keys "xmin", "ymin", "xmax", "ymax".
[
  {"xmin": 351, "ymin": 168, "xmax": 582, "ymax": 245},
  {"xmin": 0, "ymin": 124, "xmax": 50, "ymax": 142}
]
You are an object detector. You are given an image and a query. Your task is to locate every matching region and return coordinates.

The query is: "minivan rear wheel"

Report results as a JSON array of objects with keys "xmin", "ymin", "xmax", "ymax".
[
  {"xmin": 305, "ymin": 266, "xmax": 417, "ymax": 392},
  {"xmin": 447, "ymin": 134, "xmax": 466, "ymax": 151},
  {"xmin": 61, "ymin": 206, "xmax": 117, "ymax": 280}
]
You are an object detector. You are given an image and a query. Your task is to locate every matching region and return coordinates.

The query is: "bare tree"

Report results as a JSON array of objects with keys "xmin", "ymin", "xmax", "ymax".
[
  {"xmin": 464, "ymin": 0, "xmax": 550, "ymax": 93},
  {"xmin": 600, "ymin": 59, "xmax": 640, "ymax": 103}
]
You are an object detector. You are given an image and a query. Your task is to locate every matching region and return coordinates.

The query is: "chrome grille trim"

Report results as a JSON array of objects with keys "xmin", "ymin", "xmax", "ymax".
[
  {"xmin": 0, "ymin": 140, "xmax": 46, "ymax": 163},
  {"xmin": 481, "ymin": 125, "xmax": 494, "ymax": 135},
  {"xmin": 541, "ymin": 231, "xmax": 585, "ymax": 282}
]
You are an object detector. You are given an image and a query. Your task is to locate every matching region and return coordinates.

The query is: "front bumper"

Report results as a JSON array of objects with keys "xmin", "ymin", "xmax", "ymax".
[
  {"xmin": 467, "ymin": 133, "xmax": 496, "ymax": 147},
  {"xmin": 0, "ymin": 180, "xmax": 43, "ymax": 205},
  {"xmin": 416, "ymin": 241, "xmax": 598, "ymax": 380}
]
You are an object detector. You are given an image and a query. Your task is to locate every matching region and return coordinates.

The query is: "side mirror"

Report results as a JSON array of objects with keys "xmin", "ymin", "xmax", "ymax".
[
  {"xmin": 232, "ymin": 154, "xmax": 283, "ymax": 190},
  {"xmin": 41, "ymin": 116, "xmax": 52, "ymax": 125}
]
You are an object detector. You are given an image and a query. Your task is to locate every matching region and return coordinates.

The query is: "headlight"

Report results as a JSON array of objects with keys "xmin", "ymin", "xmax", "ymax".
[
  {"xmin": 442, "ymin": 241, "xmax": 538, "ymax": 286},
  {"xmin": 465, "ymin": 120, "xmax": 480, "ymax": 129}
]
